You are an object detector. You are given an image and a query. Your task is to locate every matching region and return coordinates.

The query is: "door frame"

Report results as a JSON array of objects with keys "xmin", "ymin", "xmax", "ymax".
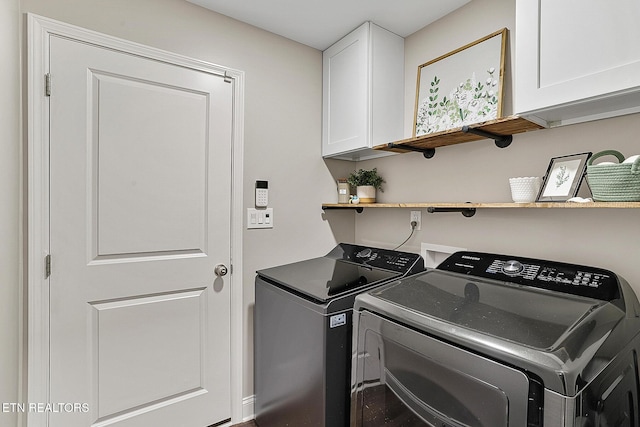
[{"xmin": 25, "ymin": 13, "xmax": 245, "ymax": 427}]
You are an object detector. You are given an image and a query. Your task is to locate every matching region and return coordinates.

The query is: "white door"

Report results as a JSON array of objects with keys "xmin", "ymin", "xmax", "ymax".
[{"xmin": 48, "ymin": 34, "xmax": 232, "ymax": 427}]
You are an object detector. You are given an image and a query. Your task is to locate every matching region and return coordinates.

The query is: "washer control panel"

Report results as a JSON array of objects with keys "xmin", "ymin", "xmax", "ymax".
[
  {"xmin": 329, "ymin": 243, "xmax": 425, "ymax": 275},
  {"xmin": 438, "ymin": 251, "xmax": 620, "ymax": 301}
]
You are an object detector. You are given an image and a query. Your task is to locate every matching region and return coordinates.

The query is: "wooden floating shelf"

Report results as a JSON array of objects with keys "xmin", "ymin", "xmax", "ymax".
[
  {"xmin": 322, "ymin": 202, "xmax": 640, "ymax": 210},
  {"xmin": 374, "ymin": 115, "xmax": 545, "ymax": 155}
]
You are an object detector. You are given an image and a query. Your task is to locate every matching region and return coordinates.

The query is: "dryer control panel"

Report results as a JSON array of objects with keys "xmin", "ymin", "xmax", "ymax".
[{"xmin": 438, "ymin": 251, "xmax": 620, "ymax": 301}]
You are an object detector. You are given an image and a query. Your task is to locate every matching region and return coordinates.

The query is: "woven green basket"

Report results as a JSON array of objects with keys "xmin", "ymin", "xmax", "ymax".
[{"xmin": 586, "ymin": 150, "xmax": 640, "ymax": 202}]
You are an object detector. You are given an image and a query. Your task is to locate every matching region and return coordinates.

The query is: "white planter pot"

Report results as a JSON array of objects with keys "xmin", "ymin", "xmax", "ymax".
[{"xmin": 356, "ymin": 185, "xmax": 377, "ymax": 203}]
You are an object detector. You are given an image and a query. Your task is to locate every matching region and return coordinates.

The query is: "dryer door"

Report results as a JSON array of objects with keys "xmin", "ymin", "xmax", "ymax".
[{"xmin": 351, "ymin": 311, "xmax": 534, "ymax": 427}]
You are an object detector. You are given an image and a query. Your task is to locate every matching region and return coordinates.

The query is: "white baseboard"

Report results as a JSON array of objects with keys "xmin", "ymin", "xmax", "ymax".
[{"xmin": 242, "ymin": 395, "xmax": 255, "ymax": 422}]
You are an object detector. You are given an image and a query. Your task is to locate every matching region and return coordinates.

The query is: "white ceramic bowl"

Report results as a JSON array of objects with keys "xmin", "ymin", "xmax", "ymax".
[{"xmin": 509, "ymin": 177, "xmax": 542, "ymax": 203}]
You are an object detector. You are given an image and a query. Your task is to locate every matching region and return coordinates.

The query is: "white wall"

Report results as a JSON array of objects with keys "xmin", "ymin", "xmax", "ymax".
[
  {"xmin": 356, "ymin": 0, "xmax": 640, "ymax": 298},
  {"xmin": 0, "ymin": 0, "xmax": 21, "ymax": 426},
  {"xmin": 1, "ymin": 0, "xmax": 355, "ymax": 421}
]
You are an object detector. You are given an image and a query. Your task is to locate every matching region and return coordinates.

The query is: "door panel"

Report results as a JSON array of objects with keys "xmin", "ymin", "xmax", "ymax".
[
  {"xmin": 93, "ymin": 72, "xmax": 208, "ymax": 257},
  {"xmin": 49, "ymin": 34, "xmax": 232, "ymax": 427},
  {"xmin": 91, "ymin": 289, "xmax": 206, "ymax": 418}
]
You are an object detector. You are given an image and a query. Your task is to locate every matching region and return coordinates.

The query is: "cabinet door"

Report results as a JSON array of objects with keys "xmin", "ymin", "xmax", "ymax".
[
  {"xmin": 322, "ymin": 23, "xmax": 369, "ymax": 157},
  {"xmin": 516, "ymin": 0, "xmax": 640, "ymax": 126}
]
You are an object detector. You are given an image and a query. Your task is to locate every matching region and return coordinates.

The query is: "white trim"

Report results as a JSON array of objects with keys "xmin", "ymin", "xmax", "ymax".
[
  {"xmin": 229, "ymin": 41, "xmax": 246, "ymax": 427},
  {"xmin": 242, "ymin": 395, "xmax": 255, "ymax": 422},
  {"xmin": 26, "ymin": 13, "xmax": 245, "ymax": 426},
  {"xmin": 26, "ymin": 14, "xmax": 51, "ymax": 427}
]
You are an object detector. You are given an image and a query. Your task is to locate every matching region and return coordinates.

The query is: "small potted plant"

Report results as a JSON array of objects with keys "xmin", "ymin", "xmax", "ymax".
[{"xmin": 347, "ymin": 168, "xmax": 385, "ymax": 203}]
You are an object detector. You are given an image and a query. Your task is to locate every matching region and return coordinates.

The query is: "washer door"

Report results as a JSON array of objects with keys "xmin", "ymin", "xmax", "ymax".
[{"xmin": 351, "ymin": 311, "xmax": 532, "ymax": 426}]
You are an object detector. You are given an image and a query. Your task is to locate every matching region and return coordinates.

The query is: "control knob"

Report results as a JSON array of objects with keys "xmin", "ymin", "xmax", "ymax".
[
  {"xmin": 502, "ymin": 260, "xmax": 524, "ymax": 275},
  {"xmin": 357, "ymin": 248, "xmax": 373, "ymax": 258}
]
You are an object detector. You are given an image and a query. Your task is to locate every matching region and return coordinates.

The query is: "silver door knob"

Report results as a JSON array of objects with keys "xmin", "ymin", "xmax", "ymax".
[{"xmin": 214, "ymin": 264, "xmax": 228, "ymax": 277}]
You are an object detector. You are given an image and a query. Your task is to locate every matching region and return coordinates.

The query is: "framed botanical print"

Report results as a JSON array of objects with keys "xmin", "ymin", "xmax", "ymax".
[
  {"xmin": 413, "ymin": 28, "xmax": 507, "ymax": 137},
  {"xmin": 537, "ymin": 152, "xmax": 592, "ymax": 202}
]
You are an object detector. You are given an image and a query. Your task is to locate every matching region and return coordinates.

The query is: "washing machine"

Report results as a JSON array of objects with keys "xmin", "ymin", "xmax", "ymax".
[
  {"xmin": 254, "ymin": 243, "xmax": 425, "ymax": 427},
  {"xmin": 351, "ymin": 251, "xmax": 640, "ymax": 426}
]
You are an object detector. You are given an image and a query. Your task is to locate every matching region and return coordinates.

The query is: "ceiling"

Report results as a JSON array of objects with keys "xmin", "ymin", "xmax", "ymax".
[{"xmin": 186, "ymin": 0, "xmax": 471, "ymax": 51}]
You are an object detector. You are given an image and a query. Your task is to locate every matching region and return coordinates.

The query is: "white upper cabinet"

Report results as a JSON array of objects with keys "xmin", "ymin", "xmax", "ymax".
[
  {"xmin": 322, "ymin": 22, "xmax": 404, "ymax": 160},
  {"xmin": 515, "ymin": 0, "xmax": 640, "ymax": 127}
]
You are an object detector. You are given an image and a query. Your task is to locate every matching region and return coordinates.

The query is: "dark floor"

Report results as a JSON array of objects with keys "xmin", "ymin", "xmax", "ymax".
[{"xmin": 232, "ymin": 421, "xmax": 257, "ymax": 427}]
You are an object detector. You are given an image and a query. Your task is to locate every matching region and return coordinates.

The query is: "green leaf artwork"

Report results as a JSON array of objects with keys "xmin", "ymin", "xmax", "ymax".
[
  {"xmin": 415, "ymin": 68, "xmax": 499, "ymax": 136},
  {"xmin": 555, "ymin": 166, "xmax": 570, "ymax": 188}
]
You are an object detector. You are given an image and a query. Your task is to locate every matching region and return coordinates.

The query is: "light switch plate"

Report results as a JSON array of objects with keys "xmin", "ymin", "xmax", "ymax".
[{"xmin": 247, "ymin": 208, "xmax": 273, "ymax": 229}]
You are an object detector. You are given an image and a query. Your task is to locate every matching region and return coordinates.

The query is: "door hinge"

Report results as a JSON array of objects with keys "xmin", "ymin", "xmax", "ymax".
[
  {"xmin": 223, "ymin": 71, "xmax": 232, "ymax": 84},
  {"xmin": 45, "ymin": 73, "xmax": 51, "ymax": 97},
  {"xmin": 45, "ymin": 254, "xmax": 51, "ymax": 278}
]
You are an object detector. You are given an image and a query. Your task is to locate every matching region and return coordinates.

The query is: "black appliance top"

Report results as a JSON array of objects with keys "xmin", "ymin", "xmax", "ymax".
[
  {"xmin": 256, "ymin": 243, "xmax": 424, "ymax": 303},
  {"xmin": 367, "ymin": 251, "xmax": 626, "ymax": 351}
]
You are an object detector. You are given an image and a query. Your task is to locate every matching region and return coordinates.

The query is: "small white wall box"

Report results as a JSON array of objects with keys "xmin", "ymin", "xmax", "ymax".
[{"xmin": 421, "ymin": 243, "xmax": 467, "ymax": 268}]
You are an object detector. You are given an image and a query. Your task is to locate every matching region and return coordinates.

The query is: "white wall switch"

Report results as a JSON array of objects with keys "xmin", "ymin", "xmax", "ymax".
[{"xmin": 247, "ymin": 208, "xmax": 273, "ymax": 229}]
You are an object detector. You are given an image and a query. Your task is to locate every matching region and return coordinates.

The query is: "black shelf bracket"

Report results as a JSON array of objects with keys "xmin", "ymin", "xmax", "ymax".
[
  {"xmin": 387, "ymin": 143, "xmax": 436, "ymax": 159},
  {"xmin": 461, "ymin": 125, "xmax": 513, "ymax": 148},
  {"xmin": 427, "ymin": 206, "xmax": 476, "ymax": 218},
  {"xmin": 322, "ymin": 206, "xmax": 364, "ymax": 213}
]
